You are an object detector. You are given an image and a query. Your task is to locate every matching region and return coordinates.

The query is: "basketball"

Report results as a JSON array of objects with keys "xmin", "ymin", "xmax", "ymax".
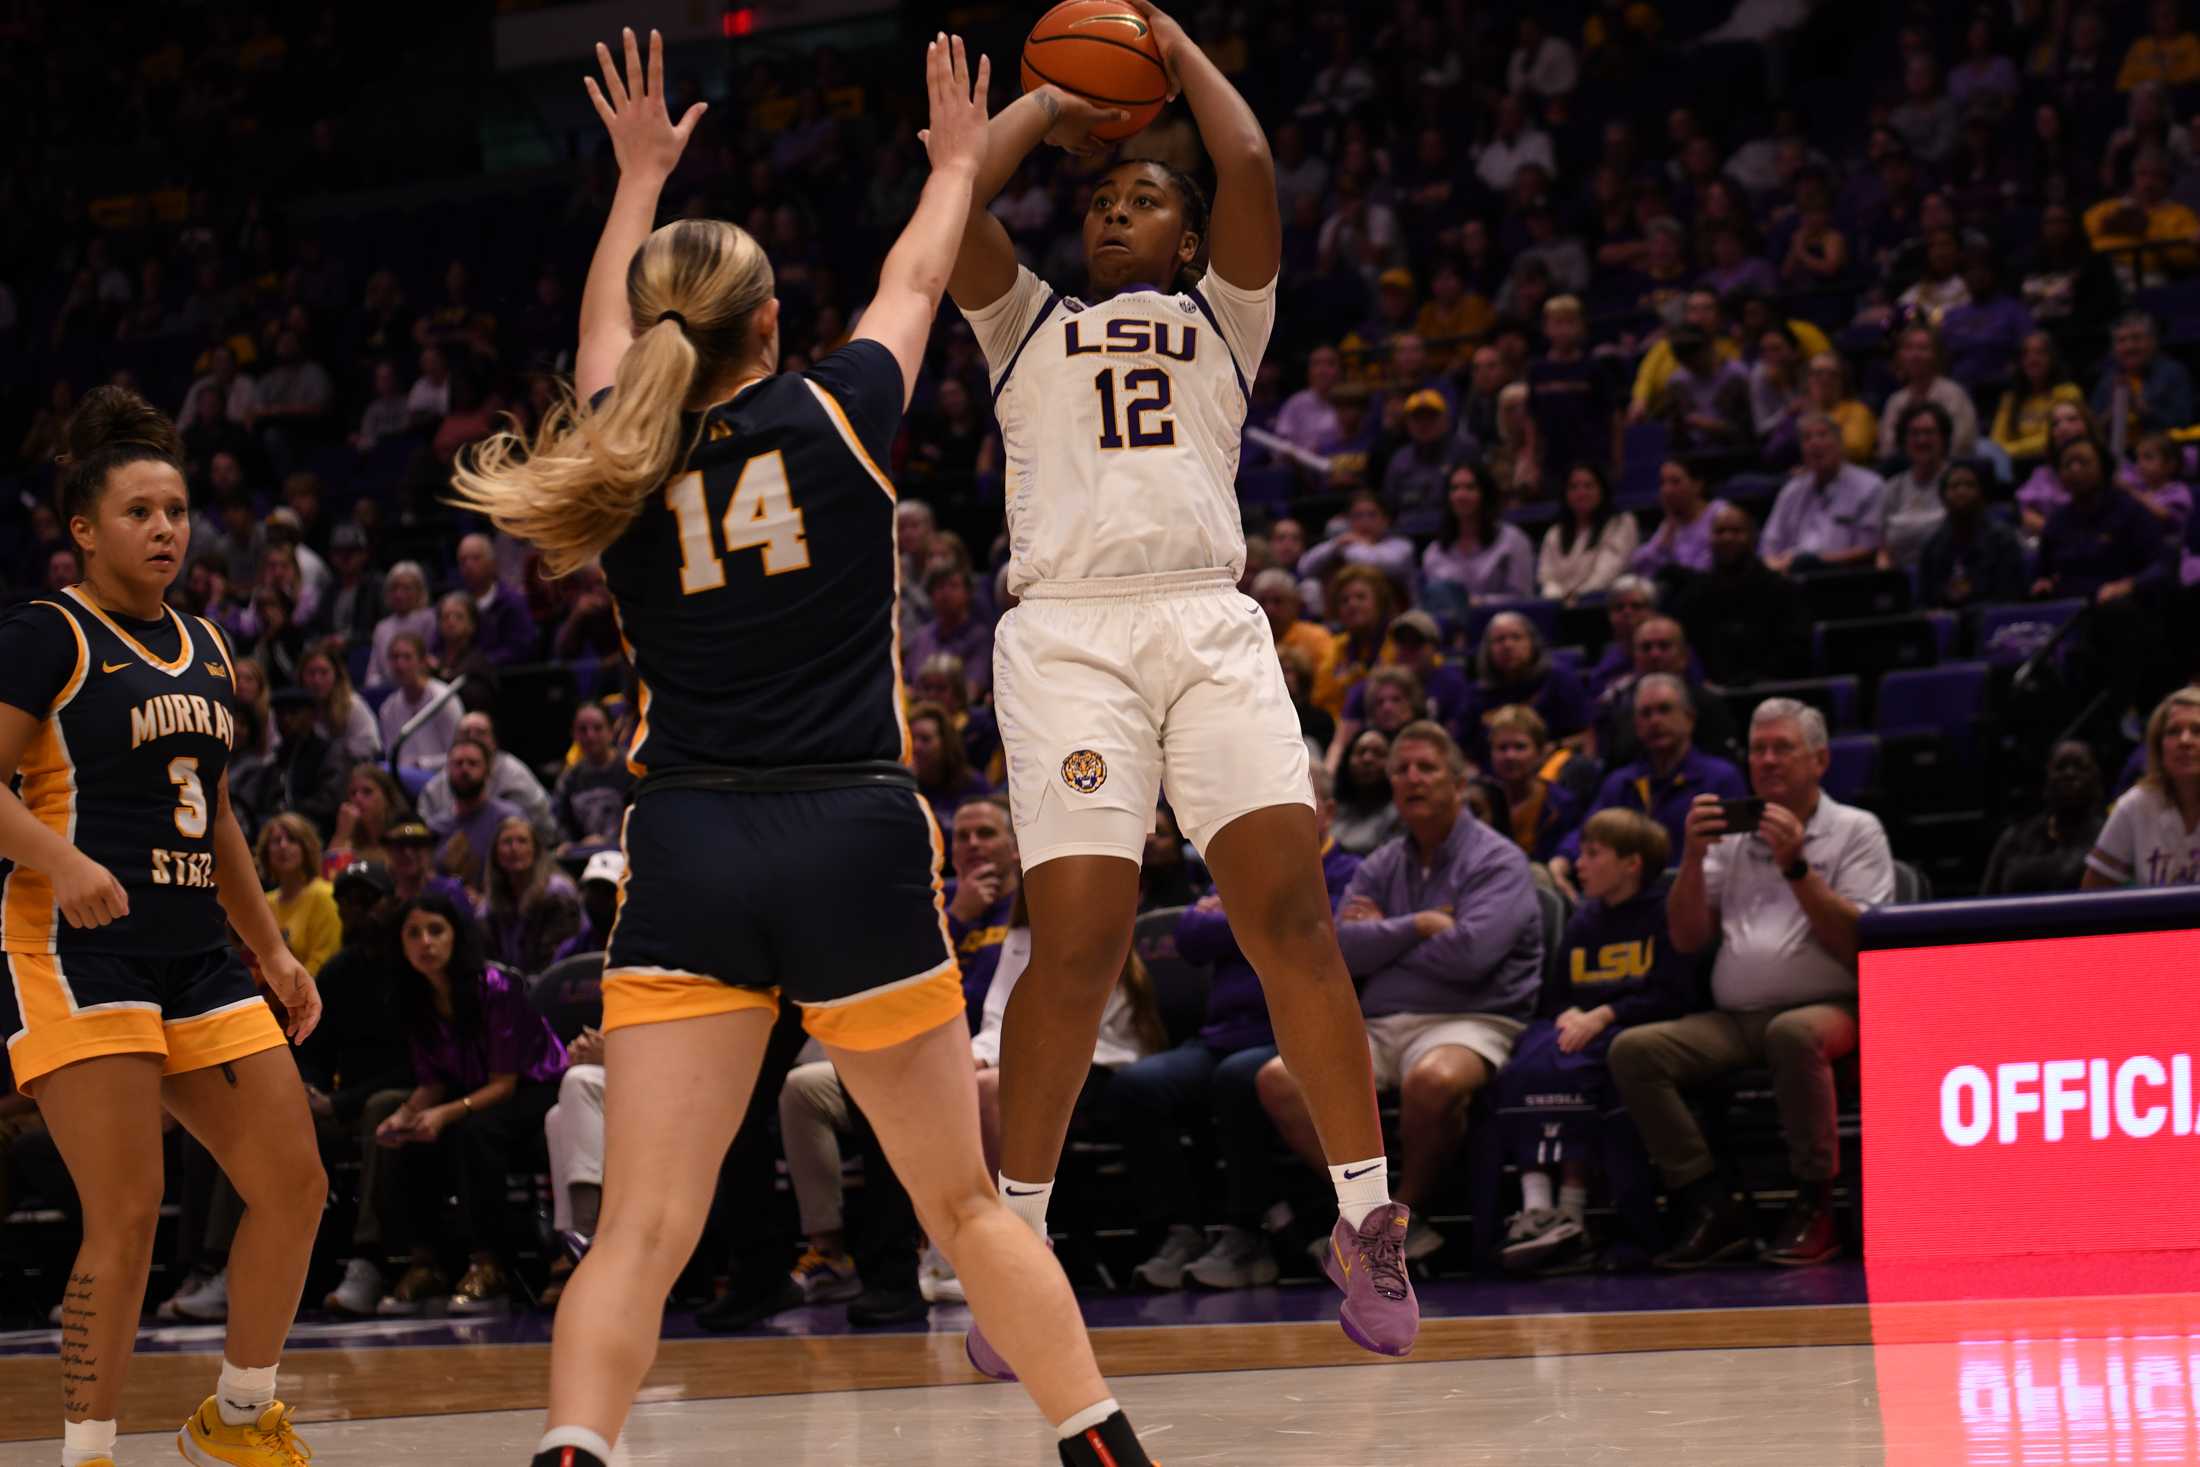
[{"xmin": 1021, "ymin": 1, "xmax": 1168, "ymax": 142}]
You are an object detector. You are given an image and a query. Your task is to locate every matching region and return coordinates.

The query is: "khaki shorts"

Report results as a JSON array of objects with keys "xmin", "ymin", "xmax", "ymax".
[{"xmin": 1364, "ymin": 1011, "xmax": 1525, "ymax": 1090}]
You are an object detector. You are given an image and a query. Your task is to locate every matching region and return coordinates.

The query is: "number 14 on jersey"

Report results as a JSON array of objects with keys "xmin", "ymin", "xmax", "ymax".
[{"xmin": 667, "ymin": 452, "xmax": 810, "ymax": 595}]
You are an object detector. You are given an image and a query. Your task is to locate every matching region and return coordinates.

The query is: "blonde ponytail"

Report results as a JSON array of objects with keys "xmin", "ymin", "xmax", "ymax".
[{"xmin": 448, "ymin": 218, "xmax": 774, "ymax": 577}]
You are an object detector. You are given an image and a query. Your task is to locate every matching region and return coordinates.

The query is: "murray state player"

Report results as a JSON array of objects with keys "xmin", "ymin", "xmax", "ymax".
[
  {"xmin": 449, "ymin": 30, "xmax": 1157, "ymax": 1467},
  {"xmin": 0, "ymin": 387, "xmax": 323, "ymax": 1467},
  {"xmin": 947, "ymin": 0, "xmax": 1416, "ymax": 1364}
]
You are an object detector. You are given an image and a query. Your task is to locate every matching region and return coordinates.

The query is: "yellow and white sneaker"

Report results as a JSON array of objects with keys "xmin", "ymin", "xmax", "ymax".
[{"xmin": 177, "ymin": 1396, "xmax": 312, "ymax": 1467}]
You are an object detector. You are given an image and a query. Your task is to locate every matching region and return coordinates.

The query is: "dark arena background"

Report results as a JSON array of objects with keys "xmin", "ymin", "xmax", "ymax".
[{"xmin": 1, "ymin": 0, "xmax": 2198, "ymax": 1463}]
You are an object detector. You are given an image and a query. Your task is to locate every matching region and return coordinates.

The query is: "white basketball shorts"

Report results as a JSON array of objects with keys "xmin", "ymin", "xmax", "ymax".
[{"xmin": 991, "ymin": 568, "xmax": 1314, "ymax": 870}]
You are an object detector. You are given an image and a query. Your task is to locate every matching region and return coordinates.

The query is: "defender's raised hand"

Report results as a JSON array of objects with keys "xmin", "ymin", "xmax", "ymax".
[
  {"xmin": 917, "ymin": 34, "xmax": 992, "ymax": 177},
  {"xmin": 584, "ymin": 26, "xmax": 707, "ymax": 181}
]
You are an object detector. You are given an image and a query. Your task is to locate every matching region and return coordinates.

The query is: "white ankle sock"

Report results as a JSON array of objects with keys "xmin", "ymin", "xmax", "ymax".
[
  {"xmin": 1559, "ymin": 1183, "xmax": 1589, "ymax": 1224},
  {"xmin": 537, "ymin": 1426, "xmax": 614, "ymax": 1464},
  {"xmin": 1055, "ymin": 1398, "xmax": 1120, "ymax": 1440},
  {"xmin": 216, "ymin": 1359, "xmax": 278, "ymax": 1426},
  {"xmin": 1519, "ymin": 1171, "xmax": 1554, "ymax": 1214},
  {"xmin": 61, "ymin": 1418, "xmax": 115, "ymax": 1467},
  {"xmin": 1329, "ymin": 1157, "xmax": 1391, "ymax": 1229},
  {"xmin": 997, "ymin": 1176, "xmax": 1053, "ymax": 1239}
]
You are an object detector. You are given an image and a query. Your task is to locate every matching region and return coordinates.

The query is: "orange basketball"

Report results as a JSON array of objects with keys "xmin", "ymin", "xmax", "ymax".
[{"xmin": 1020, "ymin": 1, "xmax": 1168, "ymax": 143}]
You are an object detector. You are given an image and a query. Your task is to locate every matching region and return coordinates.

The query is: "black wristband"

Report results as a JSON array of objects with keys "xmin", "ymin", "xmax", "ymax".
[{"xmin": 1782, "ymin": 856, "xmax": 1810, "ymax": 883}]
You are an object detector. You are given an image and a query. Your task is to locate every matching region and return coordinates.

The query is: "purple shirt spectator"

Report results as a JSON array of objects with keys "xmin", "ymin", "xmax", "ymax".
[
  {"xmin": 1336, "ymin": 815, "xmax": 1544, "ymax": 1022},
  {"xmin": 1344, "ymin": 658, "xmax": 1471, "ymax": 731},
  {"xmin": 408, "ymin": 965, "xmax": 568, "ymax": 1092},
  {"xmin": 1762, "ymin": 463, "xmax": 1888, "ymax": 562},
  {"xmin": 1420, "ymin": 526, "xmax": 1535, "ymax": 601},
  {"xmin": 1699, "ymin": 258, "xmax": 1780, "ymax": 296},
  {"xmin": 1940, "ymin": 296, "xmax": 2036, "ymax": 396},
  {"xmin": 945, "ymin": 886, "xmax": 1016, "ymax": 1016},
  {"xmin": 1274, "ymin": 388, "xmax": 1344, "ymax": 455},
  {"xmin": 1630, "ymin": 500, "xmax": 1730, "ymax": 578},
  {"xmin": 430, "ymin": 794, "xmax": 523, "ymax": 892},
  {"xmin": 2017, "ymin": 465, "xmax": 2071, "ymax": 524},
  {"xmin": 1455, "ymin": 662, "xmax": 1592, "ymax": 763},
  {"xmin": 1301, "ymin": 532, "xmax": 1417, "ymax": 590},
  {"xmin": 906, "ymin": 614, "xmax": 995, "ymax": 699},
  {"xmin": 1554, "ymin": 747, "xmax": 1748, "ymax": 865},
  {"xmin": 2036, "ymin": 490, "xmax": 2167, "ymax": 597},
  {"xmin": 1177, "ymin": 843, "xmax": 1361, "ymax": 1053},
  {"xmin": 468, "ymin": 580, "xmax": 537, "ymax": 667}
]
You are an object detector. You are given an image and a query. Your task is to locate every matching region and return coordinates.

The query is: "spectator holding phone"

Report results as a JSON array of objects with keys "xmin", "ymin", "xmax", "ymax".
[
  {"xmin": 1550, "ymin": 674, "xmax": 1745, "ymax": 899},
  {"xmin": 1610, "ymin": 699, "xmax": 1893, "ymax": 1271}
]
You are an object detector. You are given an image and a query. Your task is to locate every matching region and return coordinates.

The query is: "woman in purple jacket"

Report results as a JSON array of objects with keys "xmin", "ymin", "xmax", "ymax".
[{"xmin": 368, "ymin": 893, "xmax": 568, "ymax": 1315}]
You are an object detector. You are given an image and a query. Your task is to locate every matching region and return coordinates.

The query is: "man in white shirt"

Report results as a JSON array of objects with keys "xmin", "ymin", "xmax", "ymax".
[
  {"xmin": 1609, "ymin": 698, "xmax": 1893, "ymax": 1271},
  {"xmin": 1506, "ymin": 18, "xmax": 1579, "ymax": 100},
  {"xmin": 377, "ymin": 633, "xmax": 462, "ymax": 770},
  {"xmin": 1476, "ymin": 95, "xmax": 1559, "ymax": 193},
  {"xmin": 1761, "ymin": 416, "xmax": 1888, "ymax": 573},
  {"xmin": 414, "ymin": 709, "xmax": 553, "ymax": 841},
  {"xmin": 1876, "ymin": 324, "xmax": 1979, "ymax": 458}
]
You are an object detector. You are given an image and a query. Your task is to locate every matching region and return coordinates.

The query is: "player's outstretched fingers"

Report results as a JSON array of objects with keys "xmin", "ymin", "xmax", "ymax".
[{"xmin": 595, "ymin": 41, "xmax": 627, "ymax": 108}]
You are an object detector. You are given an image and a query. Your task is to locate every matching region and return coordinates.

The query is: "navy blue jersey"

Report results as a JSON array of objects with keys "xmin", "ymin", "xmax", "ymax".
[
  {"xmin": 0, "ymin": 588, "xmax": 239, "ymax": 957},
  {"xmin": 600, "ymin": 341, "xmax": 911, "ymax": 774}
]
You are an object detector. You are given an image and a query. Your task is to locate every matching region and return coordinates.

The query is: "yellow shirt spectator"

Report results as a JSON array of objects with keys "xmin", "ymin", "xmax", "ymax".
[
  {"xmin": 267, "ymin": 877, "xmax": 342, "ymax": 977},
  {"xmin": 1632, "ymin": 320, "xmax": 1827, "ymax": 412},
  {"xmin": 1829, "ymin": 399, "xmax": 1879, "ymax": 463},
  {"xmin": 2084, "ymin": 190, "xmax": 2200, "ymax": 292},
  {"xmin": 1991, "ymin": 382, "xmax": 2085, "ymax": 460},
  {"xmin": 2118, "ymin": 31, "xmax": 2200, "ymax": 90}
]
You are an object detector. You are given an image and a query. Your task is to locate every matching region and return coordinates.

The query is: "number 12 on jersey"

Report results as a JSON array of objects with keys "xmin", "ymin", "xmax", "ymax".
[
  {"xmin": 668, "ymin": 452, "xmax": 810, "ymax": 595},
  {"xmin": 1094, "ymin": 367, "xmax": 1176, "ymax": 450}
]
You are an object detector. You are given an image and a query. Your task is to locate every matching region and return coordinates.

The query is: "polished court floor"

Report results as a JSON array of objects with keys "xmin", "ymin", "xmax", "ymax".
[{"xmin": 1, "ymin": 1266, "xmax": 2194, "ymax": 1465}]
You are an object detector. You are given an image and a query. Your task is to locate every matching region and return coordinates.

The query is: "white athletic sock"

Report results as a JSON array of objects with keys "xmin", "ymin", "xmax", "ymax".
[
  {"xmin": 537, "ymin": 1425, "xmax": 614, "ymax": 1464},
  {"xmin": 1559, "ymin": 1183, "xmax": 1589, "ymax": 1225},
  {"xmin": 61, "ymin": 1418, "xmax": 115, "ymax": 1467},
  {"xmin": 998, "ymin": 1175, "xmax": 1053, "ymax": 1239},
  {"xmin": 1055, "ymin": 1398, "xmax": 1121, "ymax": 1440},
  {"xmin": 216, "ymin": 1359, "xmax": 278, "ymax": 1426},
  {"xmin": 1329, "ymin": 1157, "xmax": 1391, "ymax": 1229},
  {"xmin": 1519, "ymin": 1171, "xmax": 1555, "ymax": 1214}
]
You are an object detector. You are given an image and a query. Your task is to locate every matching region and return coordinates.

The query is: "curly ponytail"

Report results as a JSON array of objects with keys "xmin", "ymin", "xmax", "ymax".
[
  {"xmin": 448, "ymin": 218, "xmax": 774, "ymax": 577},
  {"xmin": 57, "ymin": 385, "xmax": 182, "ymax": 527}
]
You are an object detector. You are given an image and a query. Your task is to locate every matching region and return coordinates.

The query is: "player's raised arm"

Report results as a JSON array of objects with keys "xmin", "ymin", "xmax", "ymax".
[
  {"xmin": 575, "ymin": 27, "xmax": 708, "ymax": 401},
  {"xmin": 945, "ymin": 87, "xmax": 1126, "ymax": 314},
  {"xmin": 853, "ymin": 35, "xmax": 994, "ymax": 406},
  {"xmin": 1127, "ymin": 0, "xmax": 1277, "ymax": 290}
]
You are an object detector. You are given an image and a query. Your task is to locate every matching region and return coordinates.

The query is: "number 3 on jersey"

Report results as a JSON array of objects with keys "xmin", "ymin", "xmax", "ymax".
[
  {"xmin": 1094, "ymin": 367, "xmax": 1176, "ymax": 450},
  {"xmin": 668, "ymin": 451, "xmax": 810, "ymax": 595}
]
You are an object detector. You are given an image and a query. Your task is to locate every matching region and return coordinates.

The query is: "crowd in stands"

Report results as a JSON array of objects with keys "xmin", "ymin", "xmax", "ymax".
[{"xmin": 6, "ymin": 0, "xmax": 2200, "ymax": 1324}]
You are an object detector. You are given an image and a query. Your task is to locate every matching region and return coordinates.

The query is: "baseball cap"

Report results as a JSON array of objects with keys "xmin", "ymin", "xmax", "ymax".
[
  {"xmin": 269, "ymin": 685, "xmax": 317, "ymax": 711},
  {"xmin": 333, "ymin": 859, "xmax": 394, "ymax": 899},
  {"xmin": 581, "ymin": 850, "xmax": 627, "ymax": 887},
  {"xmin": 1390, "ymin": 609, "xmax": 1442, "ymax": 644},
  {"xmin": 385, "ymin": 820, "xmax": 435, "ymax": 846},
  {"xmin": 264, "ymin": 507, "xmax": 303, "ymax": 539},
  {"xmin": 1403, "ymin": 389, "xmax": 1448, "ymax": 417},
  {"xmin": 1378, "ymin": 267, "xmax": 1415, "ymax": 292}
]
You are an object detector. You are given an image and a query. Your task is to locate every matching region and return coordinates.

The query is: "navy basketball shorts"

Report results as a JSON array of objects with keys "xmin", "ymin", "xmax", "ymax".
[
  {"xmin": 601, "ymin": 784, "xmax": 963, "ymax": 1052},
  {"xmin": 2, "ymin": 945, "xmax": 283, "ymax": 1095}
]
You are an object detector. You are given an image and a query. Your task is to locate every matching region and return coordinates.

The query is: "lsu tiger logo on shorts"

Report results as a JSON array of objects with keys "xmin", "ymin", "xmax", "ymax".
[{"xmin": 1060, "ymin": 749, "xmax": 1108, "ymax": 794}]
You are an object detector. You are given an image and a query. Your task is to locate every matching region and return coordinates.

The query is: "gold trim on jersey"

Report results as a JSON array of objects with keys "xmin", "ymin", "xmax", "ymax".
[
  {"xmin": 609, "ymin": 599, "xmax": 652, "ymax": 777},
  {"xmin": 801, "ymin": 378, "xmax": 914, "ymax": 765},
  {"xmin": 1, "ymin": 607, "xmax": 87, "ymax": 954},
  {"xmin": 196, "ymin": 616, "xmax": 238, "ymax": 684},
  {"xmin": 63, "ymin": 586, "xmax": 195, "ymax": 676}
]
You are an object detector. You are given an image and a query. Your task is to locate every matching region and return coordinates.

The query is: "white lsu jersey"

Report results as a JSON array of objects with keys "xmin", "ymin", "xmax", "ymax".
[{"xmin": 963, "ymin": 264, "xmax": 1277, "ymax": 595}]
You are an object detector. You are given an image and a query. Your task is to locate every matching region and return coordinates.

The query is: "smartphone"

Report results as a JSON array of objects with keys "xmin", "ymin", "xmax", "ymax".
[{"xmin": 1718, "ymin": 797, "xmax": 1767, "ymax": 836}]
